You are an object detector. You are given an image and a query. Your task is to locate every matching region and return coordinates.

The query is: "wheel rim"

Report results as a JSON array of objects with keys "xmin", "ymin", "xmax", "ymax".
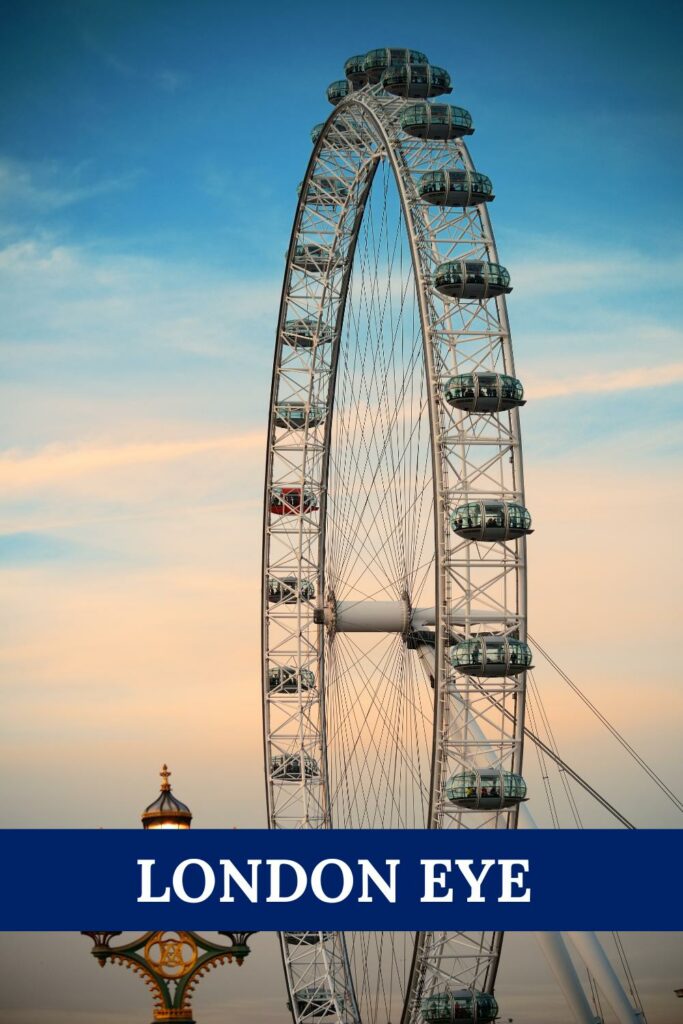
[{"xmin": 263, "ymin": 77, "xmax": 528, "ymax": 1024}]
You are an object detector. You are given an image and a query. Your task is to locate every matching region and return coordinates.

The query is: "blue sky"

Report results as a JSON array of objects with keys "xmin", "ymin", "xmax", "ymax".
[
  {"xmin": 1, "ymin": 0, "xmax": 682, "ymax": 831},
  {"xmin": 3, "ymin": 0, "xmax": 683, "ymax": 269},
  {"xmin": 2, "ymin": 0, "xmax": 682, "ymax": 430},
  {"xmin": 1, "ymin": 3, "xmax": 682, "ymax": 1021}
]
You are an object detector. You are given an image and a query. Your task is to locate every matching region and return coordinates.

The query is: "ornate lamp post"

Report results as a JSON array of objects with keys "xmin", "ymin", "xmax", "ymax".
[
  {"xmin": 141, "ymin": 764, "xmax": 193, "ymax": 830},
  {"xmin": 82, "ymin": 766, "xmax": 254, "ymax": 1024}
]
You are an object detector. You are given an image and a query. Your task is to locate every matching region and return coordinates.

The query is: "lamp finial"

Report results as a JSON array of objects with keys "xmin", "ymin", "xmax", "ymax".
[{"xmin": 160, "ymin": 764, "xmax": 171, "ymax": 791}]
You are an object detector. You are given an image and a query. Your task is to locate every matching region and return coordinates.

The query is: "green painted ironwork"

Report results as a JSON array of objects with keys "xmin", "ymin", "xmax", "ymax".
[{"xmin": 82, "ymin": 929, "xmax": 255, "ymax": 1023}]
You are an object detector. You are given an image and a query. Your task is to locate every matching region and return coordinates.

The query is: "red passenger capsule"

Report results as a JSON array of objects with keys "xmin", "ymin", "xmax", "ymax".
[{"xmin": 270, "ymin": 487, "xmax": 319, "ymax": 516}]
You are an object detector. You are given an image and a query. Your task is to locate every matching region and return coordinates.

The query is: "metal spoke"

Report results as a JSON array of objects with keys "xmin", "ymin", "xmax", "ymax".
[{"xmin": 264, "ymin": 65, "xmax": 529, "ymax": 1024}]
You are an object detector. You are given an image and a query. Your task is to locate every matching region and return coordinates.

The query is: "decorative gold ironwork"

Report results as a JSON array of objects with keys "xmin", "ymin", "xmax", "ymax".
[
  {"xmin": 110, "ymin": 951, "xmax": 166, "ymax": 1014},
  {"xmin": 159, "ymin": 764, "xmax": 172, "ymax": 791},
  {"xmin": 145, "ymin": 931, "xmax": 198, "ymax": 979},
  {"xmin": 82, "ymin": 769, "xmax": 254, "ymax": 1022},
  {"xmin": 82, "ymin": 929, "xmax": 255, "ymax": 1023}
]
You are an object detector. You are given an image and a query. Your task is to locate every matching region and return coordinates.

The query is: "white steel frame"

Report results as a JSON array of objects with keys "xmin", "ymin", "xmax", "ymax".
[{"xmin": 261, "ymin": 80, "xmax": 587, "ymax": 1024}]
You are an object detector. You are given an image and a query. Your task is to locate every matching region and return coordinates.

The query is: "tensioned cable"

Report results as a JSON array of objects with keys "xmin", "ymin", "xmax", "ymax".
[
  {"xmin": 527, "ymin": 681, "xmax": 646, "ymax": 1015},
  {"xmin": 466, "ymin": 642, "xmax": 649, "ymax": 1008},
  {"xmin": 525, "ymin": 685, "xmax": 561, "ymax": 829},
  {"xmin": 528, "ymin": 671, "xmax": 582, "ymax": 828},
  {"xmin": 437, "ymin": 662, "xmax": 647, "ymax": 1017},
  {"xmin": 587, "ymin": 968, "xmax": 604, "ymax": 1023},
  {"xmin": 528, "ymin": 632, "xmax": 683, "ymax": 815},
  {"xmin": 533, "ymin": 672, "xmax": 648, "ymax": 1014},
  {"xmin": 613, "ymin": 932, "xmax": 646, "ymax": 1019},
  {"xmin": 465, "ymin": 679, "xmax": 636, "ymax": 829}
]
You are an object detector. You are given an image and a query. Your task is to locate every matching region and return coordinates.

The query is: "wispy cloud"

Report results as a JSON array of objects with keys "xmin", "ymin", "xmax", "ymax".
[
  {"xmin": 154, "ymin": 69, "xmax": 188, "ymax": 93},
  {"xmin": 527, "ymin": 360, "xmax": 683, "ymax": 399},
  {"xmin": 0, "ymin": 432, "xmax": 262, "ymax": 491},
  {"xmin": 510, "ymin": 242, "xmax": 683, "ymax": 298},
  {"xmin": 80, "ymin": 29, "xmax": 189, "ymax": 93},
  {"xmin": 0, "ymin": 234, "xmax": 280, "ymax": 361},
  {"xmin": 0, "ymin": 158, "xmax": 139, "ymax": 212}
]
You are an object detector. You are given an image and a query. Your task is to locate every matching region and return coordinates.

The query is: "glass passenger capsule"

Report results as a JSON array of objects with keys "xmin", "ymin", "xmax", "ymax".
[
  {"xmin": 418, "ymin": 169, "xmax": 494, "ymax": 207},
  {"xmin": 311, "ymin": 122, "xmax": 325, "ymax": 144},
  {"xmin": 268, "ymin": 666, "xmax": 316, "ymax": 693},
  {"xmin": 291, "ymin": 987, "xmax": 344, "ymax": 1018},
  {"xmin": 292, "ymin": 243, "xmax": 338, "ymax": 274},
  {"xmin": 284, "ymin": 931, "xmax": 332, "ymax": 944},
  {"xmin": 274, "ymin": 402, "xmax": 326, "ymax": 429},
  {"xmin": 382, "ymin": 63, "xmax": 452, "ymax": 99},
  {"xmin": 444, "ymin": 372, "xmax": 525, "ymax": 412},
  {"xmin": 298, "ymin": 175, "xmax": 349, "ymax": 207},
  {"xmin": 270, "ymin": 486, "xmax": 319, "ymax": 516},
  {"xmin": 450, "ymin": 500, "xmax": 532, "ymax": 541},
  {"xmin": 271, "ymin": 754, "xmax": 320, "ymax": 781},
  {"xmin": 344, "ymin": 53, "xmax": 368, "ymax": 85},
  {"xmin": 364, "ymin": 47, "xmax": 428, "ymax": 83},
  {"xmin": 445, "ymin": 769, "xmax": 527, "ymax": 810},
  {"xmin": 434, "ymin": 260, "xmax": 512, "ymax": 299},
  {"xmin": 282, "ymin": 318, "xmax": 334, "ymax": 348},
  {"xmin": 451, "ymin": 635, "xmax": 533, "ymax": 676},
  {"xmin": 267, "ymin": 576, "xmax": 315, "ymax": 604},
  {"xmin": 327, "ymin": 79, "xmax": 350, "ymax": 105},
  {"xmin": 401, "ymin": 103, "xmax": 474, "ymax": 140},
  {"xmin": 421, "ymin": 989, "xmax": 499, "ymax": 1023}
]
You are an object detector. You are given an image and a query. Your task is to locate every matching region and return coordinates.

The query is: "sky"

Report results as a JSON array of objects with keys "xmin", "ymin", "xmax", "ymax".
[{"xmin": 1, "ymin": 0, "xmax": 682, "ymax": 1021}]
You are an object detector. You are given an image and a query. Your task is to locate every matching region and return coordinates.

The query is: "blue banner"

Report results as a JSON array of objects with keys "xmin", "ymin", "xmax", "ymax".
[{"xmin": 1, "ymin": 828, "xmax": 681, "ymax": 930}]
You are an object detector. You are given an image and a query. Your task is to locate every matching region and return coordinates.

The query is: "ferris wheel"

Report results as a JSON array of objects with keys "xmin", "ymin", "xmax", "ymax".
[{"xmin": 262, "ymin": 46, "xmax": 649, "ymax": 1024}]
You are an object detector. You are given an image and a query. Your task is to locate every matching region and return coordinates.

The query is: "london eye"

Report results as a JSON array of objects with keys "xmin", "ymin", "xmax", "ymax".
[{"xmin": 262, "ymin": 46, "xmax": 664, "ymax": 1024}]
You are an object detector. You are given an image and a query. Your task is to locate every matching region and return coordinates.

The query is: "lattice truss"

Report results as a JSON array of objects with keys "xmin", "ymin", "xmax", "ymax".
[{"xmin": 262, "ymin": 83, "xmax": 528, "ymax": 1024}]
